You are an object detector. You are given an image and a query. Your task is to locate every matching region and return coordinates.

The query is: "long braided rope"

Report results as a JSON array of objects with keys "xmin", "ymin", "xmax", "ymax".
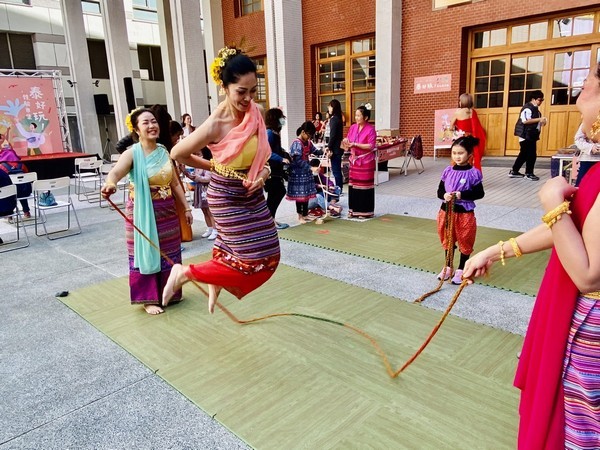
[
  {"xmin": 414, "ymin": 195, "xmax": 457, "ymax": 303},
  {"xmin": 105, "ymin": 195, "xmax": 469, "ymax": 377}
]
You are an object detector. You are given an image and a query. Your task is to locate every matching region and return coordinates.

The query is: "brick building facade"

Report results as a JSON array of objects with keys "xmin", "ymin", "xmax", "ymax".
[{"xmin": 220, "ymin": 0, "xmax": 598, "ymax": 156}]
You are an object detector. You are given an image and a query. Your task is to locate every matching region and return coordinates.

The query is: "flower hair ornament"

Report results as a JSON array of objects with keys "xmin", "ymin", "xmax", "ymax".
[
  {"xmin": 210, "ymin": 45, "xmax": 244, "ymax": 86},
  {"xmin": 363, "ymin": 103, "xmax": 372, "ymax": 111},
  {"xmin": 125, "ymin": 107, "xmax": 144, "ymax": 133}
]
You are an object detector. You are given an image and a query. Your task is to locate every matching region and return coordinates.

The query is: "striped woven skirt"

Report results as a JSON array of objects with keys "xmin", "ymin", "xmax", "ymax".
[
  {"xmin": 563, "ymin": 295, "xmax": 600, "ymax": 449},
  {"xmin": 348, "ymin": 158, "xmax": 375, "ymax": 218},
  {"xmin": 126, "ymin": 196, "xmax": 182, "ymax": 305},
  {"xmin": 187, "ymin": 173, "xmax": 280, "ymax": 299}
]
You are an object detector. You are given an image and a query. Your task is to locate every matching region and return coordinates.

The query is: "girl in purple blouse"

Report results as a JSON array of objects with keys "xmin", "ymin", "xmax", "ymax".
[{"xmin": 436, "ymin": 135, "xmax": 484, "ymax": 284}]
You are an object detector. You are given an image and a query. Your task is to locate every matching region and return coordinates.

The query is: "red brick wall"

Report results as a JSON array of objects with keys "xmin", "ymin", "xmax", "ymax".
[
  {"xmin": 221, "ymin": 2, "xmax": 266, "ymax": 57},
  {"xmin": 400, "ymin": 0, "xmax": 595, "ymax": 155},
  {"xmin": 301, "ymin": 0, "xmax": 376, "ymax": 119}
]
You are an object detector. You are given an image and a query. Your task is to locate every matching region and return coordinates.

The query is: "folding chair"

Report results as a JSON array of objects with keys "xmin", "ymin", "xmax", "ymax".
[
  {"xmin": 402, "ymin": 135, "xmax": 425, "ymax": 176},
  {"xmin": 9, "ymin": 171, "xmax": 37, "ymax": 223},
  {"xmin": 99, "ymin": 163, "xmax": 129, "ymax": 209},
  {"xmin": 77, "ymin": 159, "xmax": 103, "ymax": 202},
  {"xmin": 33, "ymin": 177, "xmax": 82, "ymax": 240},
  {"xmin": 0, "ymin": 184, "xmax": 30, "ymax": 252},
  {"xmin": 73, "ymin": 156, "xmax": 99, "ymax": 199}
]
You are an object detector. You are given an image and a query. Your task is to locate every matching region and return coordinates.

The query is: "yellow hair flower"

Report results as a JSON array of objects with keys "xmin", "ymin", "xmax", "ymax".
[
  {"xmin": 125, "ymin": 107, "xmax": 143, "ymax": 133},
  {"xmin": 210, "ymin": 45, "xmax": 243, "ymax": 86}
]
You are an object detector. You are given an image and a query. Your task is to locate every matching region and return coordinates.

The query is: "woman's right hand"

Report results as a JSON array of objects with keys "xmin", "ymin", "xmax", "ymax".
[
  {"xmin": 538, "ymin": 176, "xmax": 577, "ymax": 211},
  {"xmin": 101, "ymin": 183, "xmax": 116, "ymax": 198},
  {"xmin": 462, "ymin": 246, "xmax": 497, "ymax": 282}
]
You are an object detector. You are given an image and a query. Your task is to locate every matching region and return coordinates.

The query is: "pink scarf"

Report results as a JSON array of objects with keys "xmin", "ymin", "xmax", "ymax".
[
  {"xmin": 514, "ymin": 163, "xmax": 600, "ymax": 449},
  {"xmin": 208, "ymin": 101, "xmax": 270, "ymax": 182}
]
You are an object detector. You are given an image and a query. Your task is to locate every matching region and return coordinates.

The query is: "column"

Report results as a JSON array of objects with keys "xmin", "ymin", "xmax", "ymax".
[
  {"xmin": 60, "ymin": 0, "xmax": 102, "ymax": 155},
  {"xmin": 156, "ymin": 0, "xmax": 180, "ymax": 118},
  {"xmin": 100, "ymin": 0, "xmax": 133, "ymax": 137},
  {"xmin": 201, "ymin": 0, "xmax": 225, "ymax": 114},
  {"xmin": 264, "ymin": 0, "xmax": 305, "ymax": 148},
  {"xmin": 375, "ymin": 0, "xmax": 402, "ymax": 131},
  {"xmin": 167, "ymin": 0, "xmax": 210, "ymax": 123}
]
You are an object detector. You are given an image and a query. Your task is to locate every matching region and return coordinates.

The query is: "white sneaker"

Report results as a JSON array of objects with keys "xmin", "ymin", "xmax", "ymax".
[
  {"xmin": 201, "ymin": 228, "xmax": 212, "ymax": 238},
  {"xmin": 207, "ymin": 230, "xmax": 218, "ymax": 240}
]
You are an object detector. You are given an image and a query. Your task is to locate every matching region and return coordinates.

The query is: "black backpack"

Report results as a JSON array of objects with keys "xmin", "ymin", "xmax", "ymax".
[{"xmin": 409, "ymin": 135, "xmax": 423, "ymax": 160}]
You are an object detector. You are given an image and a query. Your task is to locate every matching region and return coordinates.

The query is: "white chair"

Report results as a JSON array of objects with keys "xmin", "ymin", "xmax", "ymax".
[
  {"xmin": 9, "ymin": 171, "xmax": 37, "ymax": 223},
  {"xmin": 33, "ymin": 177, "xmax": 81, "ymax": 240},
  {"xmin": 73, "ymin": 156, "xmax": 99, "ymax": 199},
  {"xmin": 99, "ymin": 163, "xmax": 129, "ymax": 208},
  {"xmin": 77, "ymin": 159, "xmax": 103, "ymax": 202},
  {"xmin": 110, "ymin": 153, "xmax": 121, "ymax": 163},
  {"xmin": 0, "ymin": 184, "xmax": 30, "ymax": 252}
]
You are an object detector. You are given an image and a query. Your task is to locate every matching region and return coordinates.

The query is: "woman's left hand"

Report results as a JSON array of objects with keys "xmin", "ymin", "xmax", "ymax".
[
  {"xmin": 185, "ymin": 210, "xmax": 194, "ymax": 225},
  {"xmin": 243, "ymin": 177, "xmax": 266, "ymax": 194},
  {"xmin": 539, "ymin": 176, "xmax": 577, "ymax": 211}
]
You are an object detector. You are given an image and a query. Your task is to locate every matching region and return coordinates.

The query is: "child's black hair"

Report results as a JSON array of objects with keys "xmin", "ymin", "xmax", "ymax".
[
  {"xmin": 452, "ymin": 135, "xmax": 480, "ymax": 155},
  {"xmin": 296, "ymin": 121, "xmax": 316, "ymax": 137},
  {"xmin": 309, "ymin": 158, "xmax": 321, "ymax": 167}
]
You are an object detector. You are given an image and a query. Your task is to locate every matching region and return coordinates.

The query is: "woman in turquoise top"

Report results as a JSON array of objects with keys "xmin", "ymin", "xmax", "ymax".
[{"xmin": 102, "ymin": 109, "xmax": 192, "ymax": 315}]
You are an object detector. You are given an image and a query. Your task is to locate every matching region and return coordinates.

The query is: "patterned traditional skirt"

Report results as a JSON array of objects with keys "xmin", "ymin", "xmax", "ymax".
[
  {"xmin": 348, "ymin": 159, "xmax": 375, "ymax": 217},
  {"xmin": 187, "ymin": 173, "xmax": 280, "ymax": 299},
  {"xmin": 563, "ymin": 295, "xmax": 600, "ymax": 449},
  {"xmin": 436, "ymin": 210, "xmax": 477, "ymax": 255},
  {"xmin": 286, "ymin": 162, "xmax": 316, "ymax": 202},
  {"xmin": 126, "ymin": 196, "xmax": 182, "ymax": 305}
]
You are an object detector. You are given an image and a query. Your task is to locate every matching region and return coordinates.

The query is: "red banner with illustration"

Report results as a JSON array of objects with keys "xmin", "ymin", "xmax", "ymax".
[{"xmin": 0, "ymin": 77, "xmax": 63, "ymax": 156}]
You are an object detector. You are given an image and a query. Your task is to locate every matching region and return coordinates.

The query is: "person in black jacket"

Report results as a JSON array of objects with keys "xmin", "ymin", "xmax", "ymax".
[
  {"xmin": 509, "ymin": 90, "xmax": 547, "ymax": 181},
  {"xmin": 327, "ymin": 99, "xmax": 344, "ymax": 189},
  {"xmin": 264, "ymin": 108, "xmax": 291, "ymax": 230}
]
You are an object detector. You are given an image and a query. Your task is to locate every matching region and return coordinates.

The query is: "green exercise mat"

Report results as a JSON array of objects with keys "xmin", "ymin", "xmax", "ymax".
[
  {"xmin": 60, "ymin": 258, "xmax": 522, "ymax": 449},
  {"xmin": 280, "ymin": 214, "xmax": 549, "ymax": 296}
]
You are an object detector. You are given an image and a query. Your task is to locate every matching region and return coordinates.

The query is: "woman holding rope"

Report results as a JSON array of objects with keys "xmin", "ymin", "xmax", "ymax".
[
  {"xmin": 463, "ymin": 63, "xmax": 600, "ymax": 449},
  {"xmin": 101, "ymin": 108, "xmax": 193, "ymax": 315},
  {"xmin": 162, "ymin": 46, "xmax": 279, "ymax": 314},
  {"xmin": 342, "ymin": 104, "xmax": 377, "ymax": 218}
]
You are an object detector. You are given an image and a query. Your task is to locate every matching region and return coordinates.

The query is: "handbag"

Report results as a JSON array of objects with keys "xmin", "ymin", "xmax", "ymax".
[
  {"xmin": 172, "ymin": 162, "xmax": 193, "ymax": 242},
  {"xmin": 175, "ymin": 197, "xmax": 193, "ymax": 242},
  {"xmin": 38, "ymin": 190, "xmax": 57, "ymax": 207}
]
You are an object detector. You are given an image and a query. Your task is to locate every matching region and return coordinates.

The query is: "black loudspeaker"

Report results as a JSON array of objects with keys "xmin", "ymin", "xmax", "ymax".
[
  {"xmin": 124, "ymin": 77, "xmax": 136, "ymax": 112},
  {"xmin": 94, "ymin": 94, "xmax": 110, "ymax": 115}
]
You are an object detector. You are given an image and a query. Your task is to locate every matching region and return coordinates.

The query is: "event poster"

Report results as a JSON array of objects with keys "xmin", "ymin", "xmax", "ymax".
[
  {"xmin": 0, "ymin": 77, "xmax": 63, "ymax": 156},
  {"xmin": 434, "ymin": 108, "xmax": 458, "ymax": 146}
]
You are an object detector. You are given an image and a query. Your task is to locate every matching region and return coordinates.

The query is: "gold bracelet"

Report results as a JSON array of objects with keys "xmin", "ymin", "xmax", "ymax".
[
  {"xmin": 185, "ymin": 207, "xmax": 192, "ymax": 212},
  {"xmin": 509, "ymin": 238, "xmax": 522, "ymax": 258},
  {"xmin": 541, "ymin": 201, "xmax": 571, "ymax": 229},
  {"xmin": 498, "ymin": 240, "xmax": 506, "ymax": 266},
  {"xmin": 264, "ymin": 163, "xmax": 272, "ymax": 176}
]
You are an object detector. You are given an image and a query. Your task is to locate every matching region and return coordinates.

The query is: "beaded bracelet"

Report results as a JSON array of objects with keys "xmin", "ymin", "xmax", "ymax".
[
  {"xmin": 498, "ymin": 240, "xmax": 506, "ymax": 266},
  {"xmin": 509, "ymin": 238, "xmax": 522, "ymax": 258},
  {"xmin": 542, "ymin": 201, "xmax": 571, "ymax": 229}
]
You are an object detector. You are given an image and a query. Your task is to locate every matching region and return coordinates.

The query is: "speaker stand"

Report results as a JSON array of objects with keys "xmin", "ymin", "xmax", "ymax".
[{"xmin": 101, "ymin": 116, "xmax": 116, "ymax": 162}]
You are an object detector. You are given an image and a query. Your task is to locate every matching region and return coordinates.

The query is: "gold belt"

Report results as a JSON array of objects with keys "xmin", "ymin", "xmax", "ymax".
[
  {"xmin": 129, "ymin": 185, "xmax": 172, "ymax": 200},
  {"xmin": 211, "ymin": 160, "xmax": 249, "ymax": 180},
  {"xmin": 581, "ymin": 291, "xmax": 600, "ymax": 300}
]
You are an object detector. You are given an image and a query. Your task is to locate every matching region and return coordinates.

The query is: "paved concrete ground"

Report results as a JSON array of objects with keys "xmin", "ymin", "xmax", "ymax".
[{"xmin": 0, "ymin": 156, "xmax": 550, "ymax": 449}]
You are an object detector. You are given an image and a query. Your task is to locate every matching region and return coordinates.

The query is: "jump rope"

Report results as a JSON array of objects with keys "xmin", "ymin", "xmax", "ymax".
[{"xmin": 106, "ymin": 193, "xmax": 469, "ymax": 378}]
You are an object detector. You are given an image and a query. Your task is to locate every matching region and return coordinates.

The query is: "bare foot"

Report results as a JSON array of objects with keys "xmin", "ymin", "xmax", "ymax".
[
  {"xmin": 144, "ymin": 304, "xmax": 164, "ymax": 315},
  {"xmin": 208, "ymin": 284, "xmax": 222, "ymax": 314},
  {"xmin": 162, "ymin": 263, "xmax": 186, "ymax": 307}
]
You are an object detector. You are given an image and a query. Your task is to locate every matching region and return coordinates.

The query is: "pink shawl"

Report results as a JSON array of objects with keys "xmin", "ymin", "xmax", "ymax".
[
  {"xmin": 514, "ymin": 163, "xmax": 600, "ymax": 449},
  {"xmin": 208, "ymin": 101, "xmax": 270, "ymax": 182}
]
